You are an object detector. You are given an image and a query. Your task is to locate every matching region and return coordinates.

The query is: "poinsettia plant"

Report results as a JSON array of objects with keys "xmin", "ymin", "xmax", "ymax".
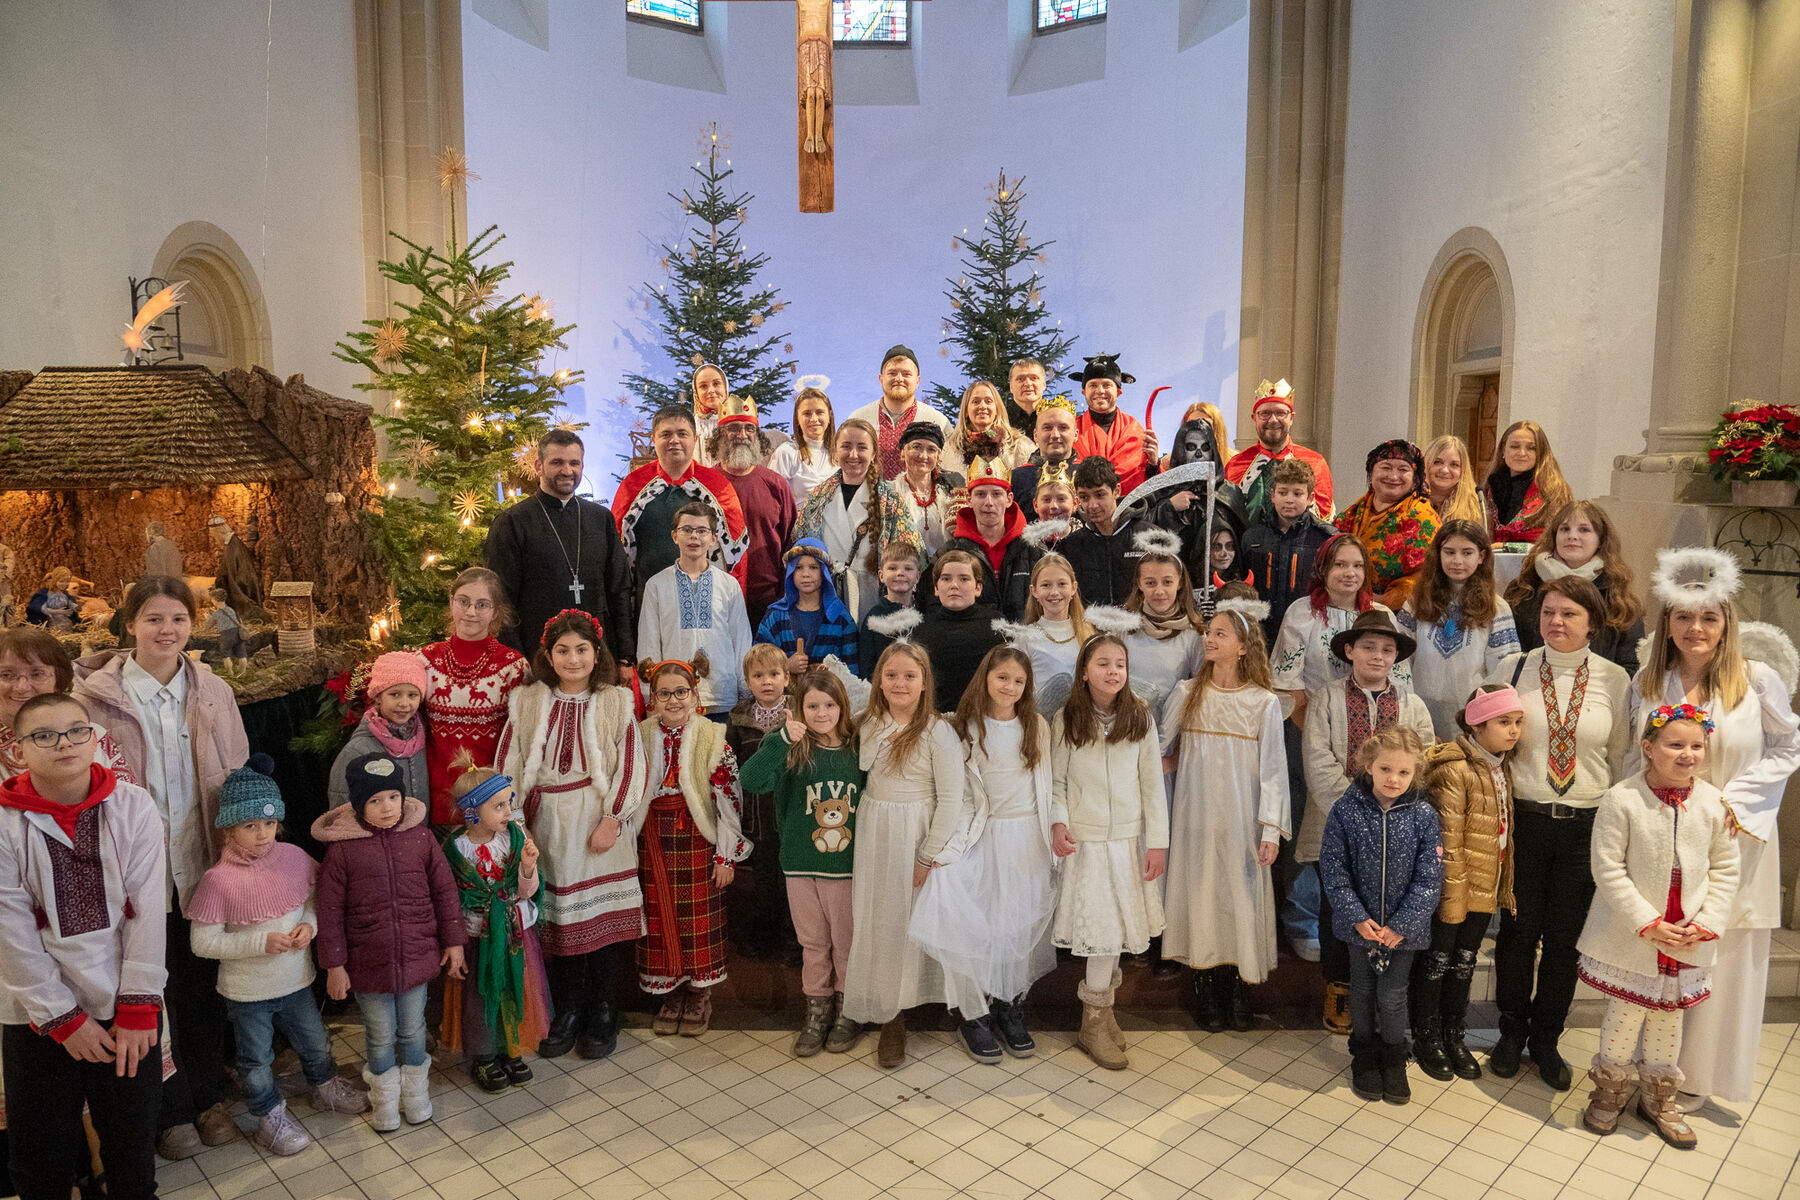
[
  {"xmin": 288, "ymin": 660, "xmax": 377, "ymax": 758},
  {"xmin": 1708, "ymin": 401, "xmax": 1800, "ymax": 482}
]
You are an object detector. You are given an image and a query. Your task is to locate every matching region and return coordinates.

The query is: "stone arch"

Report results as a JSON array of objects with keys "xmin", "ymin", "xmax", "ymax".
[
  {"xmin": 1411, "ymin": 227, "xmax": 1514, "ymax": 467},
  {"xmin": 151, "ymin": 222, "xmax": 273, "ymax": 372}
]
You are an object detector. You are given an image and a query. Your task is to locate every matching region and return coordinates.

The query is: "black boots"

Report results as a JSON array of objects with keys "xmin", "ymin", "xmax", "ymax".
[
  {"xmin": 577, "ymin": 999, "xmax": 620, "ymax": 1060},
  {"xmin": 989, "ymin": 996, "xmax": 1036, "ymax": 1058},
  {"xmin": 1226, "ymin": 971, "xmax": 1254, "ymax": 1032},
  {"xmin": 538, "ymin": 1007, "xmax": 584, "ymax": 1059},
  {"xmin": 1488, "ymin": 1017, "xmax": 1527, "ymax": 1078},
  {"xmin": 1442, "ymin": 1019, "xmax": 1482, "ymax": 1080},
  {"xmin": 1380, "ymin": 1042, "xmax": 1412, "ymax": 1105},
  {"xmin": 1412, "ymin": 1015, "xmax": 1455, "ymax": 1082},
  {"xmin": 1350, "ymin": 1040, "xmax": 1384, "ymax": 1101},
  {"xmin": 1530, "ymin": 1036, "xmax": 1573, "ymax": 1091},
  {"xmin": 1194, "ymin": 969, "xmax": 1227, "ymax": 1031},
  {"xmin": 1194, "ymin": 967, "xmax": 1254, "ymax": 1032}
]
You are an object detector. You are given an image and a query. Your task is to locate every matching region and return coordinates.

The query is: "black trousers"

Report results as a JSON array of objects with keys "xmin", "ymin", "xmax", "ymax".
[
  {"xmin": 1317, "ymin": 890, "xmax": 1350, "ymax": 986},
  {"xmin": 4, "ymin": 1019, "xmax": 162, "ymax": 1200},
  {"xmin": 547, "ymin": 942, "xmax": 630, "ymax": 1016},
  {"xmin": 1409, "ymin": 913, "xmax": 1490, "ymax": 1028},
  {"xmin": 1493, "ymin": 808, "xmax": 1596, "ymax": 1043},
  {"xmin": 161, "ymin": 909, "xmax": 228, "ymax": 1129}
]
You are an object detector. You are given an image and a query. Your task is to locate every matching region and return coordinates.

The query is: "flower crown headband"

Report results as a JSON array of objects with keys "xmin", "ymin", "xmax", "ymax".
[
  {"xmin": 546, "ymin": 608, "xmax": 604, "ymax": 641},
  {"xmin": 1647, "ymin": 703, "xmax": 1715, "ymax": 734}
]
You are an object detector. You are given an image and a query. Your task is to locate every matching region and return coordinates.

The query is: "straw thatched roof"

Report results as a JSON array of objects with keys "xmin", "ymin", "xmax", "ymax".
[{"xmin": 0, "ymin": 365, "xmax": 311, "ymax": 490}]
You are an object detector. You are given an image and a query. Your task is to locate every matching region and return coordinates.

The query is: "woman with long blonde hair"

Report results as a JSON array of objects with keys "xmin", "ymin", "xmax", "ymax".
[
  {"xmin": 1627, "ymin": 548, "xmax": 1800, "ymax": 1110},
  {"xmin": 944, "ymin": 379, "xmax": 1033, "ymax": 477},
  {"xmin": 1421, "ymin": 435, "xmax": 1487, "ymax": 526},
  {"xmin": 1484, "ymin": 420, "xmax": 1572, "ymax": 545}
]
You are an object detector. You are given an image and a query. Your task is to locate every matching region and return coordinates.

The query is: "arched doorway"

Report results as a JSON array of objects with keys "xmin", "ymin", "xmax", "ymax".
[
  {"xmin": 150, "ymin": 222, "xmax": 273, "ymax": 372},
  {"xmin": 1412, "ymin": 228, "xmax": 1514, "ymax": 468}
]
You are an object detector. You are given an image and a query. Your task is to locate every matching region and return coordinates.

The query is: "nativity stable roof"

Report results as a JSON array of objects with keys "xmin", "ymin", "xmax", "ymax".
[{"xmin": 0, "ymin": 365, "xmax": 310, "ymax": 490}]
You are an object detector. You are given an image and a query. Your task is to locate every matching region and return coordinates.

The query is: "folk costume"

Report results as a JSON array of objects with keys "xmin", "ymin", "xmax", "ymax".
[
  {"xmin": 1398, "ymin": 593, "xmax": 1521, "ymax": 739},
  {"xmin": 635, "ymin": 710, "xmax": 750, "ymax": 996},
  {"xmin": 637, "ymin": 562, "xmax": 752, "ymax": 714},
  {"xmin": 1159, "ymin": 666, "xmax": 1291, "ymax": 983},
  {"xmin": 1223, "ymin": 381, "xmax": 1335, "ymax": 521},
  {"xmin": 1334, "ymin": 440, "xmax": 1441, "ymax": 610},
  {"xmin": 612, "ymin": 456, "xmax": 749, "ymax": 602},
  {"xmin": 418, "ymin": 637, "xmax": 530, "ymax": 824},
  {"xmin": 483, "ymin": 489, "xmax": 636, "ymax": 662},
  {"xmin": 1628, "ymin": 549, "xmax": 1800, "ymax": 1102},
  {"xmin": 1069, "ymin": 355, "xmax": 1157, "ymax": 495},
  {"xmin": 793, "ymin": 470, "xmax": 916, "ymax": 623},
  {"xmin": 496, "ymin": 666, "xmax": 646, "ymax": 1053}
]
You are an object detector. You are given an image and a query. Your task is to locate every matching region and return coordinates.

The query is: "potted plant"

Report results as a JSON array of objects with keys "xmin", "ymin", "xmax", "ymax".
[{"xmin": 1708, "ymin": 401, "xmax": 1800, "ymax": 507}]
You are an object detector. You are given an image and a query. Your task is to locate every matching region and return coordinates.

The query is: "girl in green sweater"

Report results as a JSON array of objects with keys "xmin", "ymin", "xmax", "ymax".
[{"xmin": 741, "ymin": 669, "xmax": 864, "ymax": 1057}]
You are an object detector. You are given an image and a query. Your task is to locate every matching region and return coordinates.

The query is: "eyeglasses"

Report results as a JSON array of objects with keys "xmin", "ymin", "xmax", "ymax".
[
  {"xmin": 655, "ymin": 688, "xmax": 693, "ymax": 702},
  {"xmin": 0, "ymin": 669, "xmax": 56, "ymax": 688},
  {"xmin": 21, "ymin": 725, "xmax": 96, "ymax": 749},
  {"xmin": 452, "ymin": 596, "xmax": 495, "ymax": 612}
]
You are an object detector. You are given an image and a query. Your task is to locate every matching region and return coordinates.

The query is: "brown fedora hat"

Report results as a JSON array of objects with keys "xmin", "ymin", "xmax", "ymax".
[{"xmin": 1329, "ymin": 608, "xmax": 1416, "ymax": 664}]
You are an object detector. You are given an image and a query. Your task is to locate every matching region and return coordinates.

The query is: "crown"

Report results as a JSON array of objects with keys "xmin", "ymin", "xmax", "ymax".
[
  {"xmin": 967, "ymin": 456, "xmax": 1010, "ymax": 491},
  {"xmin": 1035, "ymin": 459, "xmax": 1074, "ymax": 491},
  {"xmin": 1036, "ymin": 392, "xmax": 1077, "ymax": 414},
  {"xmin": 1252, "ymin": 379, "xmax": 1295, "ymax": 412},
  {"xmin": 718, "ymin": 393, "xmax": 759, "ymax": 427}
]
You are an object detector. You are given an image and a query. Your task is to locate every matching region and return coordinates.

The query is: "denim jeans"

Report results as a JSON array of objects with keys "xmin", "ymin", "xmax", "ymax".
[
  {"xmin": 356, "ymin": 985, "xmax": 429, "ymax": 1074},
  {"xmin": 226, "ymin": 986, "xmax": 339, "ymax": 1116},
  {"xmin": 1347, "ymin": 945, "xmax": 1415, "ymax": 1047}
]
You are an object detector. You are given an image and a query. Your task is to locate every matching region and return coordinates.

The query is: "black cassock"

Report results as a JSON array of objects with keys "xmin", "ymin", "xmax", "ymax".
[{"xmin": 484, "ymin": 490, "xmax": 635, "ymax": 664}]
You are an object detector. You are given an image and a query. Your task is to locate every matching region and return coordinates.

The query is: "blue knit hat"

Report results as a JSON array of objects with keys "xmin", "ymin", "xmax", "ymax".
[{"xmin": 216, "ymin": 754, "xmax": 283, "ymax": 827}]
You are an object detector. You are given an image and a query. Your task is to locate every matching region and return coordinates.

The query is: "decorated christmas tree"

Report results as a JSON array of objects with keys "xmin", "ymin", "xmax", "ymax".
[
  {"xmin": 928, "ymin": 171, "xmax": 1076, "ymax": 424},
  {"xmin": 623, "ymin": 124, "xmax": 797, "ymax": 442},
  {"xmin": 334, "ymin": 149, "xmax": 582, "ymax": 636}
]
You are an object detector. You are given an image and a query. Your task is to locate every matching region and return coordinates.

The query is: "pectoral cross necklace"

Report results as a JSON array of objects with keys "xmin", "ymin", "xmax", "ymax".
[{"xmin": 538, "ymin": 496, "xmax": 584, "ymax": 604}]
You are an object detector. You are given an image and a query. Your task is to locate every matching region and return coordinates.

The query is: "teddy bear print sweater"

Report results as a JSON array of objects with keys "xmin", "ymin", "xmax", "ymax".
[{"xmin": 740, "ymin": 731, "xmax": 864, "ymax": 879}]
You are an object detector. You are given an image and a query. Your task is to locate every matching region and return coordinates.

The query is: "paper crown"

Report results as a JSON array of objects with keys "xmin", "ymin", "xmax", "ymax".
[
  {"xmin": 718, "ymin": 393, "xmax": 759, "ymax": 428},
  {"xmin": 967, "ymin": 456, "xmax": 1011, "ymax": 491},
  {"xmin": 1252, "ymin": 379, "xmax": 1295, "ymax": 414},
  {"xmin": 1036, "ymin": 392, "xmax": 1077, "ymax": 414},
  {"xmin": 1035, "ymin": 459, "xmax": 1074, "ymax": 491}
]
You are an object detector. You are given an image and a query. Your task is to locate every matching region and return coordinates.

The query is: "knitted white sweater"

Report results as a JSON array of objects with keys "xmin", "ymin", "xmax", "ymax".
[{"xmin": 1492, "ymin": 645, "xmax": 1631, "ymax": 807}]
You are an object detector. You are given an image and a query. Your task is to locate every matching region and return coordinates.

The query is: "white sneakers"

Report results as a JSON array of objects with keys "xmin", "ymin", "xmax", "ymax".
[{"xmin": 253, "ymin": 1102, "xmax": 311, "ymax": 1157}]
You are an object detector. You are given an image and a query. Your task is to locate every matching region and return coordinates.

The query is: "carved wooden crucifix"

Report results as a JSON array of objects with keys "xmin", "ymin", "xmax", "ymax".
[{"xmin": 797, "ymin": 0, "xmax": 834, "ymax": 212}]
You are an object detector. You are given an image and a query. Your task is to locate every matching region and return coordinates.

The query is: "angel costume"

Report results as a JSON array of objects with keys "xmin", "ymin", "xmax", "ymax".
[
  {"xmin": 841, "ymin": 714, "xmax": 966, "ymax": 1024},
  {"xmin": 1158, "ymin": 681, "xmax": 1291, "ymax": 981},
  {"xmin": 1123, "ymin": 616, "xmax": 1203, "ymax": 714},
  {"xmin": 1016, "ymin": 619, "xmax": 1081, "ymax": 713},
  {"xmin": 1630, "ymin": 650, "xmax": 1800, "ymax": 1100}
]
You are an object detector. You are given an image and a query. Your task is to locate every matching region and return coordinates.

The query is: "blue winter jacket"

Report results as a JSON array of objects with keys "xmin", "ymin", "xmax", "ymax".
[
  {"xmin": 755, "ymin": 538, "xmax": 861, "ymax": 675},
  {"xmin": 1318, "ymin": 778, "xmax": 1443, "ymax": 949}
]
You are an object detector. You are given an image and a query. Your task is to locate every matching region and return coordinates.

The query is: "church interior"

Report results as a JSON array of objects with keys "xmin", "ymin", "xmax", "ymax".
[{"xmin": 2, "ymin": 2, "xmax": 1800, "ymax": 1199}]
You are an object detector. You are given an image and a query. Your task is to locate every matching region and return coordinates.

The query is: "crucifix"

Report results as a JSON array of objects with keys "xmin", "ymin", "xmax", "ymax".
[{"xmin": 797, "ymin": 0, "xmax": 834, "ymax": 213}]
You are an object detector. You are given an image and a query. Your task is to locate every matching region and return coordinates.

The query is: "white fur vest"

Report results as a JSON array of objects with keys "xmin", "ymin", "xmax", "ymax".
[
  {"xmin": 637, "ymin": 715, "xmax": 728, "ymax": 846},
  {"xmin": 504, "ymin": 683, "xmax": 635, "ymax": 803}
]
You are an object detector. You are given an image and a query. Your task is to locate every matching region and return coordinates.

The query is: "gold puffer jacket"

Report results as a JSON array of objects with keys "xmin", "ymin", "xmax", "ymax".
[{"xmin": 1423, "ymin": 736, "xmax": 1516, "ymax": 923}]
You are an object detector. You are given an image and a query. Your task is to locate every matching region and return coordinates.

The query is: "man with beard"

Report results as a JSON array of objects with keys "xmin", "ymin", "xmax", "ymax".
[
  {"xmin": 1009, "ymin": 393, "xmax": 1085, "ymax": 522},
  {"xmin": 710, "ymin": 395, "xmax": 797, "ymax": 628},
  {"xmin": 1006, "ymin": 358, "xmax": 1047, "ymax": 434},
  {"xmin": 847, "ymin": 344, "xmax": 949, "ymax": 481},
  {"xmin": 1223, "ymin": 378, "xmax": 1334, "ymax": 521},
  {"xmin": 1070, "ymin": 353, "xmax": 1159, "ymax": 495},
  {"xmin": 484, "ymin": 429, "xmax": 636, "ymax": 663}
]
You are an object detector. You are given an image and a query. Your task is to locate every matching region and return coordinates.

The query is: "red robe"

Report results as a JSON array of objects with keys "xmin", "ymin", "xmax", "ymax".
[
  {"xmin": 612, "ymin": 460, "xmax": 749, "ymax": 591},
  {"xmin": 1224, "ymin": 442, "xmax": 1335, "ymax": 520},
  {"xmin": 1074, "ymin": 409, "xmax": 1154, "ymax": 495}
]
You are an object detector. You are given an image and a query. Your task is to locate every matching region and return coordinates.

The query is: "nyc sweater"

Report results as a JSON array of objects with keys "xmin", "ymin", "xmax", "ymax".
[{"xmin": 740, "ymin": 730, "xmax": 864, "ymax": 879}]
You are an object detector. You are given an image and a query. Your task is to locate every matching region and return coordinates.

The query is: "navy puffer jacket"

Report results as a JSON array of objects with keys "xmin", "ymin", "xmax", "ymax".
[{"xmin": 1318, "ymin": 778, "xmax": 1443, "ymax": 949}]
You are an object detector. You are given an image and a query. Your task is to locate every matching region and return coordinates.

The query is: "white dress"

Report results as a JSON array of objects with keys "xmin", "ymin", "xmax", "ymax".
[
  {"xmin": 1051, "ymin": 717, "xmax": 1168, "ymax": 956},
  {"xmin": 1630, "ymin": 662, "xmax": 1800, "ymax": 1100},
  {"xmin": 910, "ymin": 718, "xmax": 1057, "ymax": 1006},
  {"xmin": 841, "ymin": 715, "xmax": 967, "ymax": 1023},
  {"xmin": 1271, "ymin": 597, "xmax": 1408, "ymax": 692},
  {"xmin": 1018, "ymin": 619, "xmax": 1080, "ymax": 713},
  {"xmin": 767, "ymin": 438, "xmax": 836, "ymax": 505},
  {"xmin": 1124, "ymin": 625, "xmax": 1202, "ymax": 714},
  {"xmin": 1158, "ymin": 682, "xmax": 1291, "ymax": 980},
  {"xmin": 1397, "ymin": 595, "xmax": 1520, "ymax": 738}
]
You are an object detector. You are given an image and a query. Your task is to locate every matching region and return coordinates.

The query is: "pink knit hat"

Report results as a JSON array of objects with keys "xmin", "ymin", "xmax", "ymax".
[{"xmin": 366, "ymin": 651, "xmax": 429, "ymax": 700}]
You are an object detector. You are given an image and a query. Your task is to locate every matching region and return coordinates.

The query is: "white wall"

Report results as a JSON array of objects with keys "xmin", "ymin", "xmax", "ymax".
[
  {"xmin": 0, "ymin": 0, "xmax": 367, "ymax": 396},
  {"xmin": 1332, "ymin": 0, "xmax": 1674, "ymax": 499},
  {"xmin": 463, "ymin": 0, "xmax": 1249, "ymax": 471}
]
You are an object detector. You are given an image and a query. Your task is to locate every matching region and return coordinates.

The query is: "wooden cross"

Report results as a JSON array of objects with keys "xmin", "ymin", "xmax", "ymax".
[{"xmin": 797, "ymin": 0, "xmax": 834, "ymax": 213}]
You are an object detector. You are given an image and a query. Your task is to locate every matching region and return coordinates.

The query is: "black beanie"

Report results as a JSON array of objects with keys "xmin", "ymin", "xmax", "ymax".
[
  {"xmin": 345, "ymin": 752, "xmax": 404, "ymax": 813},
  {"xmin": 881, "ymin": 344, "xmax": 919, "ymax": 374}
]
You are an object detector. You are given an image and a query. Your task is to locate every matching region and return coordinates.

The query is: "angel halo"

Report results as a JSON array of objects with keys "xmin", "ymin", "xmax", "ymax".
[{"xmin": 1650, "ymin": 546, "xmax": 1742, "ymax": 612}]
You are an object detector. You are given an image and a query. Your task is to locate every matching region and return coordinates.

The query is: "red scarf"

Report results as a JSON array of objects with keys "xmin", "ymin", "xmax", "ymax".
[{"xmin": 0, "ymin": 764, "xmax": 115, "ymax": 840}]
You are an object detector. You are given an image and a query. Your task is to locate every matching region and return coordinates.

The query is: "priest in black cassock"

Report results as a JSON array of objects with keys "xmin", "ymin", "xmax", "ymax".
[{"xmin": 484, "ymin": 429, "xmax": 636, "ymax": 664}]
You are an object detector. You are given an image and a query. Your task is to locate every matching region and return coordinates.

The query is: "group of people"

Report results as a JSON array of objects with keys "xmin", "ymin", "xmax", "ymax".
[{"xmin": 0, "ymin": 351, "xmax": 1794, "ymax": 1199}]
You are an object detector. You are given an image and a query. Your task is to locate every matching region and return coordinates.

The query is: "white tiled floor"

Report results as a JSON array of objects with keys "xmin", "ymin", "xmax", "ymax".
[{"xmin": 155, "ymin": 1007, "xmax": 1800, "ymax": 1200}]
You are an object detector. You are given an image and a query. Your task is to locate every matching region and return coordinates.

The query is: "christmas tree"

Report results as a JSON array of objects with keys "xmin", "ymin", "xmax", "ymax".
[
  {"xmin": 623, "ymin": 124, "xmax": 797, "ymax": 441},
  {"xmin": 928, "ymin": 171, "xmax": 1076, "ymax": 423},
  {"xmin": 334, "ymin": 149, "xmax": 582, "ymax": 636}
]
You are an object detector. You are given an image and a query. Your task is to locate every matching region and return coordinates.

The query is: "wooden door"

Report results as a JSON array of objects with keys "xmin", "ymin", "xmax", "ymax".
[{"xmin": 1466, "ymin": 375, "xmax": 1499, "ymax": 468}]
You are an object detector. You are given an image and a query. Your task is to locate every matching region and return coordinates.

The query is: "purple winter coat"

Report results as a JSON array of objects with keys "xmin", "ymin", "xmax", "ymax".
[{"xmin": 311, "ymin": 797, "xmax": 465, "ymax": 995}]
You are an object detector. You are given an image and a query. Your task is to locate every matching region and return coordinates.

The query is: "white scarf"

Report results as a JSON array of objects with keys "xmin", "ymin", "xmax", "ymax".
[{"xmin": 1534, "ymin": 555, "xmax": 1604, "ymax": 584}]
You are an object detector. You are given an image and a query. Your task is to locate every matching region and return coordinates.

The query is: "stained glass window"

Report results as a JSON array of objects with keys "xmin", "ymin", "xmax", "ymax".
[
  {"xmin": 1035, "ymin": 0, "xmax": 1106, "ymax": 31},
  {"xmin": 834, "ymin": 0, "xmax": 907, "ymax": 44},
  {"xmin": 627, "ymin": 0, "xmax": 700, "ymax": 30}
]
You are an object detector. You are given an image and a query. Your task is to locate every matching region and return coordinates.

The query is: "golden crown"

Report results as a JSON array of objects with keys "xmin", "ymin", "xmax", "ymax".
[
  {"xmin": 1035, "ymin": 459, "xmax": 1074, "ymax": 491},
  {"xmin": 1252, "ymin": 379, "xmax": 1295, "ymax": 410},
  {"xmin": 718, "ymin": 393, "xmax": 759, "ymax": 426},
  {"xmin": 967, "ymin": 456, "xmax": 1011, "ymax": 490},
  {"xmin": 1036, "ymin": 392, "xmax": 1077, "ymax": 414}
]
